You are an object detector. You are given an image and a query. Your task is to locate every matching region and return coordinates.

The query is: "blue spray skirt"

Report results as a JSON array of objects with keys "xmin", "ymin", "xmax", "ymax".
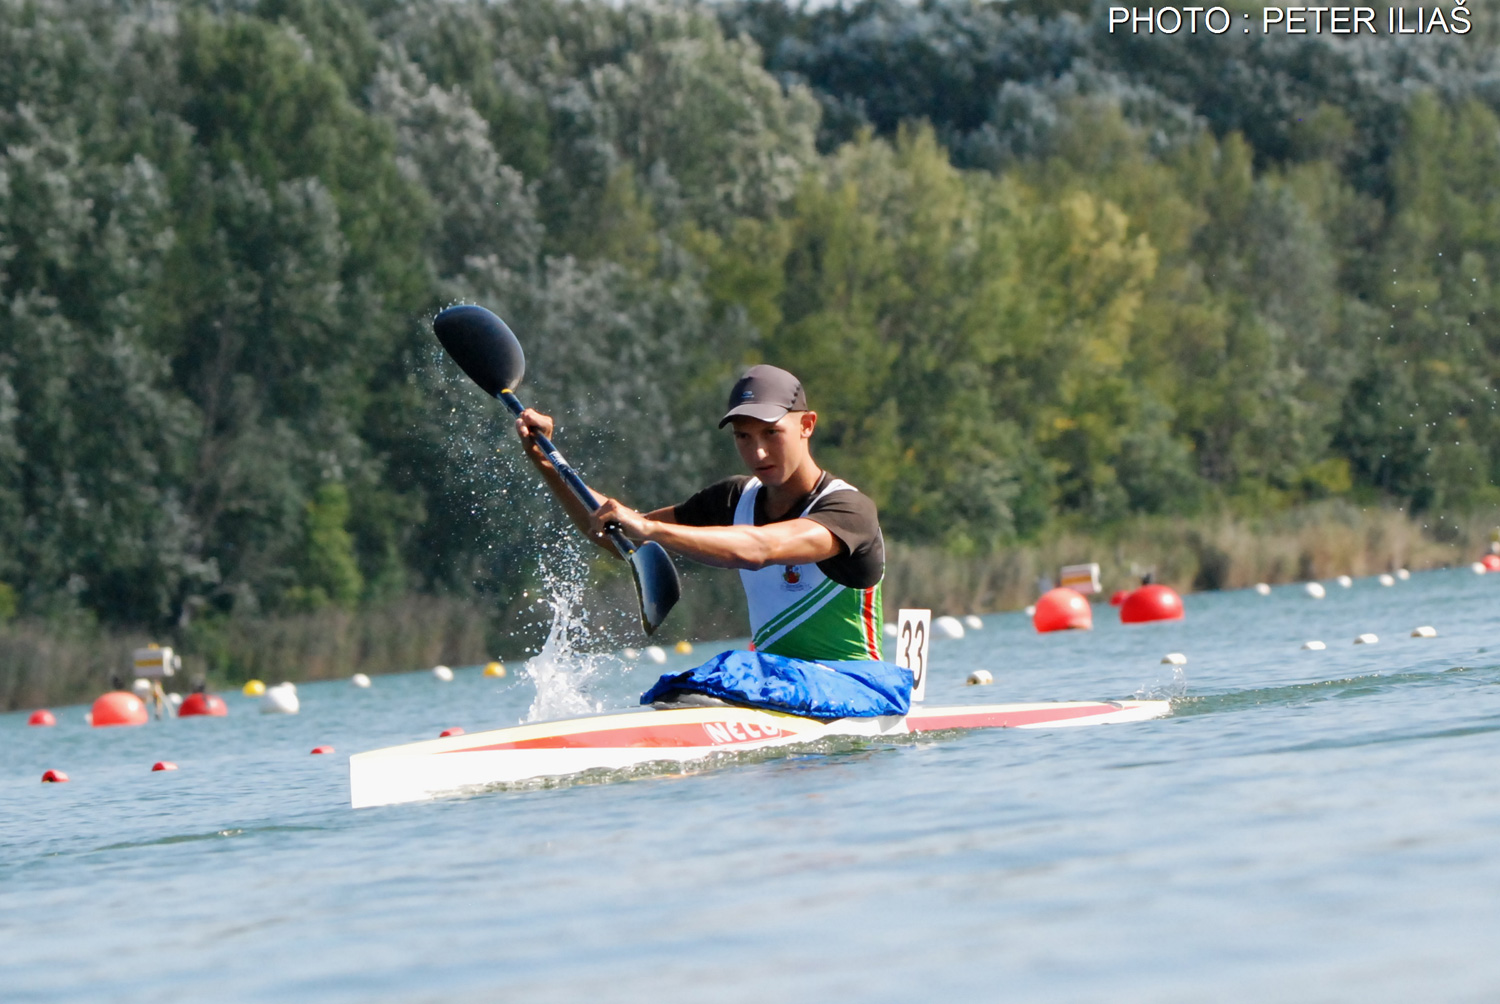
[{"xmin": 640, "ymin": 650, "xmax": 913, "ymax": 720}]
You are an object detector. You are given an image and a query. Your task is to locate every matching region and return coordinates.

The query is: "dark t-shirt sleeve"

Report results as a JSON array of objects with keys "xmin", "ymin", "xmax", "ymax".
[
  {"xmin": 671, "ymin": 476, "xmax": 750, "ymax": 527},
  {"xmin": 804, "ymin": 489, "xmax": 884, "ymax": 589}
]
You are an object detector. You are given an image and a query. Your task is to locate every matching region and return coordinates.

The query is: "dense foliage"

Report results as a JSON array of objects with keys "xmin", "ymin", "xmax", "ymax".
[{"xmin": 0, "ymin": 0, "xmax": 1496, "ymax": 634}]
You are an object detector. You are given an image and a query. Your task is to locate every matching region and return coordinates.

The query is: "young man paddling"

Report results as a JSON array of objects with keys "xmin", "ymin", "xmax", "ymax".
[{"xmin": 515, "ymin": 365, "xmax": 886, "ymax": 663}]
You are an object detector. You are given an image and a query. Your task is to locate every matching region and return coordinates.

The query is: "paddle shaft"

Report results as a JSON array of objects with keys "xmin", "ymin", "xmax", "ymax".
[{"xmin": 497, "ymin": 390, "xmax": 638, "ymax": 559}]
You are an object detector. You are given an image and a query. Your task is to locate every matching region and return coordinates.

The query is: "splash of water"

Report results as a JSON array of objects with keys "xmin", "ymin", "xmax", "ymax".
[
  {"xmin": 521, "ymin": 558, "xmax": 626, "ymax": 722},
  {"xmin": 426, "ymin": 346, "xmax": 636, "ymax": 722},
  {"xmin": 1134, "ymin": 664, "xmax": 1188, "ymax": 702}
]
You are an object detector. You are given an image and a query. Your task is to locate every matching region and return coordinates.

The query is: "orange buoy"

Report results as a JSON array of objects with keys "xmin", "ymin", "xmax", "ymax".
[
  {"xmin": 1108, "ymin": 590, "xmax": 1128, "ymax": 606},
  {"xmin": 28, "ymin": 709, "xmax": 56, "ymax": 727},
  {"xmin": 440, "ymin": 727, "xmax": 465, "ymax": 738},
  {"xmin": 41, "ymin": 769, "xmax": 69, "ymax": 783},
  {"xmin": 91, "ymin": 691, "xmax": 148, "ymax": 727},
  {"xmin": 151, "ymin": 761, "xmax": 178, "ymax": 772},
  {"xmin": 178, "ymin": 693, "xmax": 228, "ymax": 718},
  {"xmin": 1483, "ymin": 554, "xmax": 1500, "ymax": 572},
  {"xmin": 1120, "ymin": 584, "xmax": 1185, "ymax": 624},
  {"xmin": 310, "ymin": 745, "xmax": 334, "ymax": 755},
  {"xmin": 1033, "ymin": 587, "xmax": 1093, "ymax": 633}
]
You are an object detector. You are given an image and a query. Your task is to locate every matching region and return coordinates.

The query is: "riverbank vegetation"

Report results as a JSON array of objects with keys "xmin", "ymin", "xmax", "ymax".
[
  {"xmin": 2, "ymin": 0, "xmax": 1498, "ymax": 705},
  {"xmin": 2, "ymin": 504, "xmax": 1490, "ymax": 710}
]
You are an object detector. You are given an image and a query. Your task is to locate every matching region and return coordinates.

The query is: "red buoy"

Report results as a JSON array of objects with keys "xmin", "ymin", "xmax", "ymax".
[
  {"xmin": 41, "ymin": 769, "xmax": 69, "ymax": 783},
  {"xmin": 1108, "ymin": 590, "xmax": 1128, "ymax": 606},
  {"xmin": 440, "ymin": 727, "xmax": 465, "ymax": 738},
  {"xmin": 178, "ymin": 693, "xmax": 228, "ymax": 718},
  {"xmin": 310, "ymin": 745, "xmax": 334, "ymax": 755},
  {"xmin": 151, "ymin": 761, "xmax": 178, "ymax": 772},
  {"xmin": 1120, "ymin": 584, "xmax": 1185, "ymax": 624},
  {"xmin": 1033, "ymin": 587, "xmax": 1093, "ymax": 632},
  {"xmin": 28, "ymin": 709, "xmax": 56, "ymax": 727},
  {"xmin": 91, "ymin": 691, "xmax": 148, "ymax": 727},
  {"xmin": 1483, "ymin": 554, "xmax": 1500, "ymax": 572}
]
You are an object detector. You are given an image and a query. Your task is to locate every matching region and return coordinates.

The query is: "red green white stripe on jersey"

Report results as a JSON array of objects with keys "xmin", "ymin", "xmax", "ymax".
[
  {"xmin": 735, "ymin": 476, "xmax": 884, "ymax": 663},
  {"xmin": 752, "ymin": 580, "xmax": 883, "ymax": 662}
]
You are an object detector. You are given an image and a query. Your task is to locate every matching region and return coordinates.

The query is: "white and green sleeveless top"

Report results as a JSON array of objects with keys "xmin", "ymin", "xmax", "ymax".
[{"xmin": 736, "ymin": 477, "xmax": 884, "ymax": 662}]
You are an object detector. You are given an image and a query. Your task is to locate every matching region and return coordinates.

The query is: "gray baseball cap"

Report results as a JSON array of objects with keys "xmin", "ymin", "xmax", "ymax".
[{"xmin": 719, "ymin": 364, "xmax": 808, "ymax": 428}]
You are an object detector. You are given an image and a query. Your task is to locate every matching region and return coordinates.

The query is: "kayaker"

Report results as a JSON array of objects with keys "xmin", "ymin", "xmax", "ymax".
[{"xmin": 515, "ymin": 364, "xmax": 884, "ymax": 662}]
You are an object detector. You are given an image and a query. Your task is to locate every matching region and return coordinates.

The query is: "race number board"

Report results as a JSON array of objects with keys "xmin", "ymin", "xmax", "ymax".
[
  {"xmin": 895, "ymin": 608, "xmax": 932, "ymax": 703},
  {"xmin": 132, "ymin": 646, "xmax": 177, "ymax": 679}
]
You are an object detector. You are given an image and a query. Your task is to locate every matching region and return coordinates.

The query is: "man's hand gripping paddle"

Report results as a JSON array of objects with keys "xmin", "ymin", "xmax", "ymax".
[{"xmin": 433, "ymin": 304, "xmax": 681, "ymax": 636}]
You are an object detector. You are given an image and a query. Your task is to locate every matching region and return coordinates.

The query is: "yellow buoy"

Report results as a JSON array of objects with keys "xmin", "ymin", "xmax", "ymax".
[
  {"xmin": 674, "ymin": 640, "xmax": 693, "ymax": 655},
  {"xmin": 483, "ymin": 661, "xmax": 507, "ymax": 678},
  {"xmin": 242, "ymin": 679, "xmax": 266, "ymax": 697}
]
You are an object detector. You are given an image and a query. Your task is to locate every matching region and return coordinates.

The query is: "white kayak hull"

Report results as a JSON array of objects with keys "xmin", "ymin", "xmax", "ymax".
[{"xmin": 349, "ymin": 699, "xmax": 1170, "ymax": 809}]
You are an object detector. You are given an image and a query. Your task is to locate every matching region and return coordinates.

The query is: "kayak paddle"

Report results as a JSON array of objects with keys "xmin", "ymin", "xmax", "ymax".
[{"xmin": 433, "ymin": 304, "xmax": 682, "ymax": 636}]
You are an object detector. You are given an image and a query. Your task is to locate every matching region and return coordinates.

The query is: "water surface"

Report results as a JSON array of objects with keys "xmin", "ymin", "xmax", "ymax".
[{"xmin": 4, "ymin": 568, "xmax": 1499, "ymax": 1002}]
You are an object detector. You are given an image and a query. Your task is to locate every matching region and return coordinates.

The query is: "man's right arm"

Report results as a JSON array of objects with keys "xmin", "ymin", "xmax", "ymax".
[{"xmin": 514, "ymin": 408, "xmax": 675, "ymax": 557}]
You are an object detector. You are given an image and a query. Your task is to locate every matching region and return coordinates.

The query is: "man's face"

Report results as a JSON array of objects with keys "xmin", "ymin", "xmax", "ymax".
[{"xmin": 730, "ymin": 411, "xmax": 816, "ymax": 487}]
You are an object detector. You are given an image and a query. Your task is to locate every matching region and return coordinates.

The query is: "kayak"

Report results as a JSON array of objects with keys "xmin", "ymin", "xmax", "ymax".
[{"xmin": 348, "ymin": 698, "xmax": 1171, "ymax": 808}]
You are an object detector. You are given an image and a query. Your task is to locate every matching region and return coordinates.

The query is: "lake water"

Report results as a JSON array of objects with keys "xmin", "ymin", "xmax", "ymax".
[{"xmin": 3, "ymin": 567, "xmax": 1499, "ymax": 1002}]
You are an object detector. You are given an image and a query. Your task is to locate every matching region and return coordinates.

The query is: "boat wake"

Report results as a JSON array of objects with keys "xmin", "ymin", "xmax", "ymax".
[{"xmin": 1169, "ymin": 663, "xmax": 1498, "ymax": 718}]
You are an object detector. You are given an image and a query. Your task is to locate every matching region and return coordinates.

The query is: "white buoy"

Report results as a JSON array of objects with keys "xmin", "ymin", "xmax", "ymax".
[
  {"xmin": 932, "ymin": 615, "xmax": 965, "ymax": 640},
  {"xmin": 882, "ymin": 622, "xmax": 899, "ymax": 639},
  {"xmin": 1302, "ymin": 640, "xmax": 1326, "ymax": 651},
  {"xmin": 432, "ymin": 664, "xmax": 454, "ymax": 682},
  {"xmin": 167, "ymin": 692, "xmax": 183, "ymax": 708},
  {"xmin": 1304, "ymin": 582, "xmax": 1326, "ymax": 599},
  {"xmin": 1024, "ymin": 605, "xmax": 1036, "ymax": 617},
  {"xmin": 1378, "ymin": 573, "xmax": 1395, "ymax": 587},
  {"xmin": 1471, "ymin": 561, "xmax": 1487, "ymax": 575},
  {"xmin": 132, "ymin": 678, "xmax": 152, "ymax": 698},
  {"xmin": 351, "ymin": 673, "xmax": 371, "ymax": 688},
  {"xmin": 259, "ymin": 683, "xmax": 300, "ymax": 715},
  {"xmin": 1411, "ymin": 626, "xmax": 1437, "ymax": 638},
  {"xmin": 1354, "ymin": 633, "xmax": 1379, "ymax": 645},
  {"xmin": 1396, "ymin": 568, "xmax": 1411, "ymax": 580},
  {"xmin": 644, "ymin": 645, "xmax": 667, "ymax": 664},
  {"xmin": 1336, "ymin": 575, "xmax": 1353, "ymax": 588},
  {"xmin": 963, "ymin": 614, "xmax": 984, "ymax": 631},
  {"xmin": 1254, "ymin": 583, "xmax": 1272, "ymax": 596},
  {"xmin": 1160, "ymin": 652, "xmax": 1187, "ymax": 666},
  {"xmin": 623, "ymin": 648, "xmax": 640, "ymax": 660},
  {"xmin": 966, "ymin": 669, "xmax": 993, "ymax": 686}
]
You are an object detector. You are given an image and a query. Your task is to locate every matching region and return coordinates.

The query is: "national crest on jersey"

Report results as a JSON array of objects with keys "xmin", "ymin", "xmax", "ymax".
[{"xmin": 735, "ymin": 478, "xmax": 883, "ymax": 662}]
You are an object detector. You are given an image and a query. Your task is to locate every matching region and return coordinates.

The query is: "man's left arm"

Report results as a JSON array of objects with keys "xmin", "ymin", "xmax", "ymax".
[{"xmin": 586, "ymin": 497, "xmax": 840, "ymax": 570}]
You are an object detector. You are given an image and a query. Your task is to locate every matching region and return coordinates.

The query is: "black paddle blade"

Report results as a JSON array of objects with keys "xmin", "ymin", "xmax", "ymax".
[
  {"xmin": 628, "ymin": 541, "xmax": 681, "ymax": 636},
  {"xmin": 433, "ymin": 304, "xmax": 526, "ymax": 396}
]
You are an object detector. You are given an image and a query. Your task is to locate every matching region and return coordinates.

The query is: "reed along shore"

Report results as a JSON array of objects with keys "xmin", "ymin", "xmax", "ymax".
[{"xmin": 3, "ymin": 503, "xmax": 1495, "ymax": 712}]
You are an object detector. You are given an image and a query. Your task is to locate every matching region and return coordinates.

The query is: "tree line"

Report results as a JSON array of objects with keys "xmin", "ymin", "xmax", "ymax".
[{"xmin": 0, "ymin": 0, "xmax": 1496, "ymax": 644}]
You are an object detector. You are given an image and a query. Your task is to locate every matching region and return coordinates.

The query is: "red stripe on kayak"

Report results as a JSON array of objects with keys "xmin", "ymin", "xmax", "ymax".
[
  {"xmin": 909, "ymin": 704, "xmax": 1121, "ymax": 730},
  {"xmin": 439, "ymin": 703, "xmax": 1128, "ymax": 754},
  {"xmin": 444, "ymin": 719, "xmax": 790, "ymax": 753}
]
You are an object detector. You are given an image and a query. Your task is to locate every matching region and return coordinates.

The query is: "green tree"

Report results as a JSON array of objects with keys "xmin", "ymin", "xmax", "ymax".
[
  {"xmin": 286, "ymin": 482, "xmax": 363, "ymax": 610},
  {"xmin": 749, "ymin": 125, "xmax": 1163, "ymax": 544}
]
